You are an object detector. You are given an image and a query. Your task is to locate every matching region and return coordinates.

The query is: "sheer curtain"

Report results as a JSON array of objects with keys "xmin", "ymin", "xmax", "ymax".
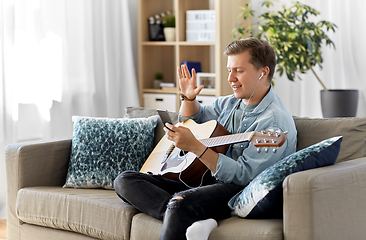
[
  {"xmin": 0, "ymin": 0, "xmax": 139, "ymax": 219},
  {"xmin": 252, "ymin": 0, "xmax": 366, "ymax": 118}
]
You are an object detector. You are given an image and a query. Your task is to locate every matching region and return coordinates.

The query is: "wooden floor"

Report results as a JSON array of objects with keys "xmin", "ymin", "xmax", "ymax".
[{"xmin": 0, "ymin": 220, "xmax": 6, "ymax": 240}]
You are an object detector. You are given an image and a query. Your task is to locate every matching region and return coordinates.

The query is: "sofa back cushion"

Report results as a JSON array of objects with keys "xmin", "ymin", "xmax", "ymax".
[
  {"xmin": 124, "ymin": 108, "xmax": 366, "ymax": 164},
  {"xmin": 125, "ymin": 107, "xmax": 179, "ymax": 147},
  {"xmin": 293, "ymin": 117, "xmax": 366, "ymax": 163}
]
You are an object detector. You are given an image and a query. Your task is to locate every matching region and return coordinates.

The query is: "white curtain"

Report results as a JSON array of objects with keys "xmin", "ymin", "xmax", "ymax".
[
  {"xmin": 0, "ymin": 0, "xmax": 139, "ymax": 219},
  {"xmin": 252, "ymin": 0, "xmax": 366, "ymax": 118}
]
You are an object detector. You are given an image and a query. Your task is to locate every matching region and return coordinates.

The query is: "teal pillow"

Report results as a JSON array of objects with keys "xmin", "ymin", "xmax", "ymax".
[
  {"xmin": 64, "ymin": 116, "xmax": 158, "ymax": 189},
  {"xmin": 228, "ymin": 136, "xmax": 343, "ymax": 219}
]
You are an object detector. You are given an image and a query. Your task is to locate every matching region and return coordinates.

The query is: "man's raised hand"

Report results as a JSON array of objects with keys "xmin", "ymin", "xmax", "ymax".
[{"xmin": 177, "ymin": 65, "xmax": 204, "ymax": 100}]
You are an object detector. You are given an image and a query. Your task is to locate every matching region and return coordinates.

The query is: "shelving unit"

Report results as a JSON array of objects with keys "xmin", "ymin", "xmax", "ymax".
[{"xmin": 138, "ymin": 0, "xmax": 250, "ymax": 111}]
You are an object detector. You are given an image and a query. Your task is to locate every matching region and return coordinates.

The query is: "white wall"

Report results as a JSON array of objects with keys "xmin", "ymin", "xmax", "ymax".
[
  {"xmin": 0, "ymin": 0, "xmax": 139, "ymax": 221},
  {"xmin": 128, "ymin": 0, "xmax": 138, "ymax": 79},
  {"xmin": 0, "ymin": 145, "xmax": 6, "ymax": 219}
]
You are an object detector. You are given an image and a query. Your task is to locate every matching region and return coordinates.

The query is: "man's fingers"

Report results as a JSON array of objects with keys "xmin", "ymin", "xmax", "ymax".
[
  {"xmin": 191, "ymin": 68, "xmax": 196, "ymax": 80},
  {"xmin": 181, "ymin": 65, "xmax": 186, "ymax": 78},
  {"xmin": 185, "ymin": 66, "xmax": 191, "ymax": 78},
  {"xmin": 180, "ymin": 65, "xmax": 197, "ymax": 81},
  {"xmin": 182, "ymin": 65, "xmax": 191, "ymax": 79},
  {"xmin": 177, "ymin": 66, "xmax": 182, "ymax": 79},
  {"xmin": 165, "ymin": 123, "xmax": 176, "ymax": 132},
  {"xmin": 195, "ymin": 85, "xmax": 204, "ymax": 95}
]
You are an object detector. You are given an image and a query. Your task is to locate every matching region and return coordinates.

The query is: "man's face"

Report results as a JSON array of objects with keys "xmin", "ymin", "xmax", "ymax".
[{"xmin": 227, "ymin": 51, "xmax": 264, "ymax": 102}]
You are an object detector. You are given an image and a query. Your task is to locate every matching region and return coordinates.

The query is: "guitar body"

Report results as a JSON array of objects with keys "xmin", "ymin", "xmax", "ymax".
[
  {"xmin": 140, "ymin": 119, "xmax": 231, "ymax": 186},
  {"xmin": 140, "ymin": 119, "xmax": 287, "ymax": 186}
]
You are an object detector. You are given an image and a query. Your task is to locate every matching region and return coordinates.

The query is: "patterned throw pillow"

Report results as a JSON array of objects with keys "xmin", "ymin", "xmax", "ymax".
[
  {"xmin": 64, "ymin": 116, "xmax": 159, "ymax": 189},
  {"xmin": 228, "ymin": 136, "xmax": 343, "ymax": 219}
]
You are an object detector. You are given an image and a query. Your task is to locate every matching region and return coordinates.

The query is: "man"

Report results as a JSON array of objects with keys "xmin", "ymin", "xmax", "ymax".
[{"xmin": 114, "ymin": 38, "xmax": 297, "ymax": 240}]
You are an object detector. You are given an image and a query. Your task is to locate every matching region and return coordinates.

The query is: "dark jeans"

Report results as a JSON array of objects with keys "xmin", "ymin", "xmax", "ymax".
[{"xmin": 114, "ymin": 170, "xmax": 243, "ymax": 240}]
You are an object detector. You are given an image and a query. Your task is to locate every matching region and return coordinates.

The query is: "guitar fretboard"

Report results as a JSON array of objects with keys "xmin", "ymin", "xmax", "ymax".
[{"xmin": 200, "ymin": 131, "xmax": 255, "ymax": 148}]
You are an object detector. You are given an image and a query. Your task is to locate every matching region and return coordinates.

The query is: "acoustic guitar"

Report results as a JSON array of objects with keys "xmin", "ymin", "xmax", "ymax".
[{"xmin": 140, "ymin": 119, "xmax": 287, "ymax": 186}]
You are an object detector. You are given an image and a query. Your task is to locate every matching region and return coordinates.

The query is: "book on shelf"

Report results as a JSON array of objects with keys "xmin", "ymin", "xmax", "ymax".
[{"xmin": 159, "ymin": 82, "xmax": 176, "ymax": 88}]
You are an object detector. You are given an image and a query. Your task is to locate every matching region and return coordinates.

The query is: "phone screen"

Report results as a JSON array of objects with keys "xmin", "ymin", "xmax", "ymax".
[{"xmin": 157, "ymin": 109, "xmax": 174, "ymax": 132}]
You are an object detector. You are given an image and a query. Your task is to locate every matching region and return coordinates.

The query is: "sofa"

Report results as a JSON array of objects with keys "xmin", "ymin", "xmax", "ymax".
[{"xmin": 5, "ymin": 106, "xmax": 366, "ymax": 240}]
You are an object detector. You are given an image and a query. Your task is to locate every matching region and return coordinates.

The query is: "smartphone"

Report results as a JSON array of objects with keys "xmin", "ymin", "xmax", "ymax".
[{"xmin": 157, "ymin": 109, "xmax": 174, "ymax": 132}]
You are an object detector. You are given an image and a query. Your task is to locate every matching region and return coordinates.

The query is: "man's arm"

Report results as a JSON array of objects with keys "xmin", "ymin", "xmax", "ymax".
[
  {"xmin": 179, "ymin": 99, "xmax": 200, "ymax": 117},
  {"xmin": 164, "ymin": 123, "xmax": 219, "ymax": 173}
]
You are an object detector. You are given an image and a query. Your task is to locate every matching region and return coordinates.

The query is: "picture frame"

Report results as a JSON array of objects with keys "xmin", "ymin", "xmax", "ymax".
[{"xmin": 196, "ymin": 73, "xmax": 216, "ymax": 92}]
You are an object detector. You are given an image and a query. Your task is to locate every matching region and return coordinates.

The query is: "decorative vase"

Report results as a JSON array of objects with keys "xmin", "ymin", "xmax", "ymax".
[
  {"xmin": 163, "ymin": 27, "xmax": 176, "ymax": 42},
  {"xmin": 321, "ymin": 89, "xmax": 359, "ymax": 118}
]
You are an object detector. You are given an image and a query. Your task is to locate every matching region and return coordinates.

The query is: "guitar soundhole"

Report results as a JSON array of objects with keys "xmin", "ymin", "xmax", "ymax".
[{"xmin": 161, "ymin": 150, "xmax": 190, "ymax": 171}]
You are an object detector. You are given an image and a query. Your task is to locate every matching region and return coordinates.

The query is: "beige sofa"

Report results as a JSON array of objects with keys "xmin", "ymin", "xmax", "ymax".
[{"xmin": 5, "ymin": 107, "xmax": 366, "ymax": 240}]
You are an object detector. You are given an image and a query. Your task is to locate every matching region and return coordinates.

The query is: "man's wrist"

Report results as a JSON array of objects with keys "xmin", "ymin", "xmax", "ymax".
[{"xmin": 180, "ymin": 93, "xmax": 196, "ymax": 102}]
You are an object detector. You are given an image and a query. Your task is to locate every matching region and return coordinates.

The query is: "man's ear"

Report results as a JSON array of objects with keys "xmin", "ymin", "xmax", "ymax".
[{"xmin": 261, "ymin": 67, "xmax": 271, "ymax": 80}]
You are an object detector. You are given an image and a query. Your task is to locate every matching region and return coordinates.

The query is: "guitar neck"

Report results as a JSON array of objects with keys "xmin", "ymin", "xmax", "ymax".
[{"xmin": 200, "ymin": 132, "xmax": 255, "ymax": 148}]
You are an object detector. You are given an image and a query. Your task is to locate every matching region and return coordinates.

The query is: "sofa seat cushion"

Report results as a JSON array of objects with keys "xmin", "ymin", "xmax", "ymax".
[
  {"xmin": 16, "ymin": 186, "xmax": 139, "ymax": 240},
  {"xmin": 130, "ymin": 213, "xmax": 283, "ymax": 240}
]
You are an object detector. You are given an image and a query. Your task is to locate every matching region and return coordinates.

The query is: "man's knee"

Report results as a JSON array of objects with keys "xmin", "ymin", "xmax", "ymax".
[
  {"xmin": 167, "ymin": 193, "xmax": 185, "ymax": 209},
  {"xmin": 114, "ymin": 170, "xmax": 137, "ymax": 193}
]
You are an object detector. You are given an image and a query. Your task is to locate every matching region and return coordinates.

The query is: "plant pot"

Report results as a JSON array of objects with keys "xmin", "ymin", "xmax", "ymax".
[
  {"xmin": 153, "ymin": 79, "xmax": 163, "ymax": 89},
  {"xmin": 321, "ymin": 89, "xmax": 359, "ymax": 118},
  {"xmin": 163, "ymin": 27, "xmax": 176, "ymax": 42}
]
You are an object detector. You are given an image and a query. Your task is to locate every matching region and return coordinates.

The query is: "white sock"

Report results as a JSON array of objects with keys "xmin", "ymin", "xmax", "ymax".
[{"xmin": 186, "ymin": 218, "xmax": 218, "ymax": 240}]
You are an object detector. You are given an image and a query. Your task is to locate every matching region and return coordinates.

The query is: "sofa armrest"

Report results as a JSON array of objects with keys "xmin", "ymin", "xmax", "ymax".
[
  {"xmin": 5, "ymin": 137, "xmax": 72, "ymax": 189},
  {"xmin": 5, "ymin": 138, "xmax": 72, "ymax": 240},
  {"xmin": 283, "ymin": 157, "xmax": 366, "ymax": 240}
]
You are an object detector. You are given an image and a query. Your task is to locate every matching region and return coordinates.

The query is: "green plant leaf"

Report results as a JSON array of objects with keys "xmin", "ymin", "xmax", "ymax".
[
  {"xmin": 262, "ymin": 1, "xmax": 274, "ymax": 8},
  {"xmin": 231, "ymin": 0, "xmax": 336, "ymax": 88}
]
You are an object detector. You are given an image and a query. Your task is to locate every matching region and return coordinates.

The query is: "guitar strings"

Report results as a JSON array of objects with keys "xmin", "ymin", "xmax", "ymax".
[{"xmin": 178, "ymin": 154, "xmax": 210, "ymax": 189}]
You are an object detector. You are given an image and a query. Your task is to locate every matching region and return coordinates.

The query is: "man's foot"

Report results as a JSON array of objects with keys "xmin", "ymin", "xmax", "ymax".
[{"xmin": 186, "ymin": 218, "xmax": 218, "ymax": 240}]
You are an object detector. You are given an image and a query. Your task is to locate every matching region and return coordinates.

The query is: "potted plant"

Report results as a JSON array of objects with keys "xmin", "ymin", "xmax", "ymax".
[
  {"xmin": 154, "ymin": 72, "xmax": 163, "ymax": 89},
  {"xmin": 162, "ymin": 13, "xmax": 176, "ymax": 42},
  {"xmin": 232, "ymin": 1, "xmax": 359, "ymax": 117}
]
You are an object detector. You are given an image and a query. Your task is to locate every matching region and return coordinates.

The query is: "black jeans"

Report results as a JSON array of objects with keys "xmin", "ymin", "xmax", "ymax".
[{"xmin": 114, "ymin": 170, "xmax": 243, "ymax": 240}]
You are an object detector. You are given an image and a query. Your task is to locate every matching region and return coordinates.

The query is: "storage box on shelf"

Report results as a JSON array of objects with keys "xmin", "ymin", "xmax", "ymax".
[
  {"xmin": 196, "ymin": 95, "xmax": 216, "ymax": 106},
  {"xmin": 186, "ymin": 10, "xmax": 216, "ymax": 42},
  {"xmin": 138, "ymin": 0, "xmax": 250, "ymax": 110},
  {"xmin": 143, "ymin": 93, "xmax": 177, "ymax": 112}
]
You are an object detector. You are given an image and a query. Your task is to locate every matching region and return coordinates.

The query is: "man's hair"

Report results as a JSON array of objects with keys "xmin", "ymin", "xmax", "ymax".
[{"xmin": 224, "ymin": 38, "xmax": 276, "ymax": 82}]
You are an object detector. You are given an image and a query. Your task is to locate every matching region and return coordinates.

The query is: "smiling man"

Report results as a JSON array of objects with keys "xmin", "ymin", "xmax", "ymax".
[{"xmin": 114, "ymin": 38, "xmax": 297, "ymax": 240}]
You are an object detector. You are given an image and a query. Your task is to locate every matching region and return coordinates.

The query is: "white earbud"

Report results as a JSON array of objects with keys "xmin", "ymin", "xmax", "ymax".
[{"xmin": 259, "ymin": 72, "xmax": 264, "ymax": 80}]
